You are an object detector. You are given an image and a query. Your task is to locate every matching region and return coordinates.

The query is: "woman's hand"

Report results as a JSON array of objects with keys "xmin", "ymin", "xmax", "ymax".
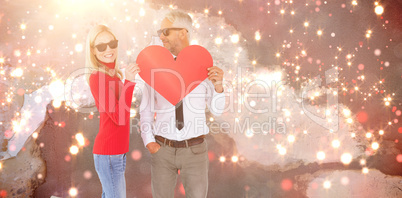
[{"xmin": 125, "ymin": 63, "xmax": 140, "ymax": 82}]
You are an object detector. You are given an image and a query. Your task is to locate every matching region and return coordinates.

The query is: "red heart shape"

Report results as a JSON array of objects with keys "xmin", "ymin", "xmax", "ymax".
[{"xmin": 136, "ymin": 45, "xmax": 213, "ymax": 105}]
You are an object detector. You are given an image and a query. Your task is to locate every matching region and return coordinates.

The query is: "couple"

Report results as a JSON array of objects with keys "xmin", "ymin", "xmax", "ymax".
[{"xmin": 86, "ymin": 10, "xmax": 225, "ymax": 198}]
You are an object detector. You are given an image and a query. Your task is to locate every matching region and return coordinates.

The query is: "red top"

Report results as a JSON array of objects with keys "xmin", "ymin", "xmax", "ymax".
[{"xmin": 89, "ymin": 71, "xmax": 135, "ymax": 155}]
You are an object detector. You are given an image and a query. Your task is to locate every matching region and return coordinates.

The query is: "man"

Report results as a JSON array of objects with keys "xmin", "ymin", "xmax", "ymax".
[{"xmin": 140, "ymin": 10, "xmax": 225, "ymax": 198}]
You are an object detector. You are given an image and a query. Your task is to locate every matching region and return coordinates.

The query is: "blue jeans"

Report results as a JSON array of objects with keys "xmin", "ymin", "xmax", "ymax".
[{"xmin": 94, "ymin": 154, "xmax": 127, "ymax": 198}]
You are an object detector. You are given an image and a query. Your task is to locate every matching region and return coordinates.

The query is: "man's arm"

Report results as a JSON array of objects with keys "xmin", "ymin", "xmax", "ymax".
[
  {"xmin": 139, "ymin": 83, "xmax": 160, "ymax": 153},
  {"xmin": 205, "ymin": 66, "xmax": 226, "ymax": 116}
]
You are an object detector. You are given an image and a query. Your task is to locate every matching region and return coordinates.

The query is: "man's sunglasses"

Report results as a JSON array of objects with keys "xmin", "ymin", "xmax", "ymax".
[
  {"xmin": 157, "ymin": 28, "xmax": 188, "ymax": 36},
  {"xmin": 93, "ymin": 40, "xmax": 118, "ymax": 52}
]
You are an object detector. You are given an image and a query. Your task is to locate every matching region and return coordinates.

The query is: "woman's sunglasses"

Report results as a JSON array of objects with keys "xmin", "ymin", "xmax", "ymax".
[
  {"xmin": 157, "ymin": 28, "xmax": 188, "ymax": 36},
  {"xmin": 94, "ymin": 40, "xmax": 118, "ymax": 52}
]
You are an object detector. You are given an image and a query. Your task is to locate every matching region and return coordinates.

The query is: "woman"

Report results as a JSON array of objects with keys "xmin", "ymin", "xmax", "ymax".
[{"xmin": 86, "ymin": 24, "xmax": 140, "ymax": 197}]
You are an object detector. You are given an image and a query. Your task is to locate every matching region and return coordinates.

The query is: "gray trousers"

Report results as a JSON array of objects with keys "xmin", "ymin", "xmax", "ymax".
[{"xmin": 151, "ymin": 138, "xmax": 209, "ymax": 198}]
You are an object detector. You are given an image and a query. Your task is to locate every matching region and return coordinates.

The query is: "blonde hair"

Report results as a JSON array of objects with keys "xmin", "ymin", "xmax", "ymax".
[
  {"xmin": 85, "ymin": 24, "xmax": 123, "ymax": 82},
  {"xmin": 165, "ymin": 10, "xmax": 193, "ymax": 39}
]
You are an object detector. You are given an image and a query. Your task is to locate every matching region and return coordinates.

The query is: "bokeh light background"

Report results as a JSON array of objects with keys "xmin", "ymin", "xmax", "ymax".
[{"xmin": 0, "ymin": 0, "xmax": 402, "ymax": 197}]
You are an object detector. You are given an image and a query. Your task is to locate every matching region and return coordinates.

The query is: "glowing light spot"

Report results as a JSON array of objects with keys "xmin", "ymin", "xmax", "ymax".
[
  {"xmin": 32, "ymin": 132, "xmax": 38, "ymax": 139},
  {"xmin": 84, "ymin": 170, "xmax": 92, "ymax": 179},
  {"xmin": 357, "ymin": 111, "xmax": 368, "ymax": 123},
  {"xmin": 139, "ymin": 8, "xmax": 145, "ymax": 17},
  {"xmin": 323, "ymin": 180, "xmax": 331, "ymax": 189},
  {"xmin": 362, "ymin": 167, "xmax": 369, "ymax": 174},
  {"xmin": 75, "ymin": 133, "xmax": 85, "ymax": 147},
  {"xmin": 371, "ymin": 142, "xmax": 379, "ymax": 150},
  {"xmin": 49, "ymin": 80, "xmax": 64, "ymax": 98},
  {"xmin": 75, "ymin": 43, "xmax": 83, "ymax": 52},
  {"xmin": 346, "ymin": 118, "xmax": 353, "ymax": 124},
  {"xmin": 130, "ymin": 109, "xmax": 137, "ymax": 118},
  {"xmin": 69, "ymin": 187, "xmax": 78, "ymax": 197},
  {"xmin": 379, "ymin": 130, "xmax": 384, "ymax": 135},
  {"xmin": 219, "ymin": 156, "xmax": 226, "ymax": 162},
  {"xmin": 358, "ymin": 64, "xmax": 364, "ymax": 70},
  {"xmin": 375, "ymin": 5, "xmax": 384, "ymax": 15},
  {"xmin": 360, "ymin": 159, "xmax": 366, "ymax": 165},
  {"xmin": 317, "ymin": 151, "xmax": 326, "ymax": 160},
  {"xmin": 287, "ymin": 135, "xmax": 295, "ymax": 143},
  {"xmin": 70, "ymin": 145, "xmax": 79, "ymax": 155},
  {"xmin": 341, "ymin": 153, "xmax": 353, "ymax": 165},
  {"xmin": 231, "ymin": 156, "xmax": 239, "ymax": 163},
  {"xmin": 20, "ymin": 24, "xmax": 27, "ymax": 30},
  {"xmin": 0, "ymin": 190, "xmax": 7, "ymax": 197},
  {"xmin": 317, "ymin": 30, "xmax": 323, "ymax": 36},
  {"xmin": 245, "ymin": 129, "xmax": 254, "ymax": 138},
  {"xmin": 284, "ymin": 110, "xmax": 291, "ymax": 117},
  {"xmin": 35, "ymin": 96, "xmax": 42, "ymax": 103},
  {"xmin": 341, "ymin": 177, "xmax": 349, "ymax": 185},
  {"xmin": 52, "ymin": 99, "xmax": 62, "ymax": 108},
  {"xmin": 374, "ymin": 49, "xmax": 381, "ymax": 56},
  {"xmin": 279, "ymin": 147, "xmax": 287, "ymax": 155},
  {"xmin": 12, "ymin": 120, "xmax": 22, "ymax": 133},
  {"xmin": 366, "ymin": 132, "xmax": 372, "ymax": 139},
  {"xmin": 131, "ymin": 150, "xmax": 142, "ymax": 161},
  {"xmin": 190, "ymin": 40, "xmax": 198, "ymax": 45},
  {"xmin": 332, "ymin": 140, "xmax": 340, "ymax": 148},
  {"xmin": 204, "ymin": 9, "xmax": 209, "ymax": 14},
  {"xmin": 281, "ymin": 179, "xmax": 293, "ymax": 191},
  {"xmin": 11, "ymin": 68, "xmax": 23, "ymax": 77},
  {"xmin": 215, "ymin": 37, "xmax": 223, "ymax": 45},
  {"xmin": 352, "ymin": 1, "xmax": 358, "ymax": 6},
  {"xmin": 304, "ymin": 22, "xmax": 309, "ymax": 27},
  {"xmin": 231, "ymin": 34, "xmax": 239, "ymax": 43},
  {"xmin": 343, "ymin": 109, "xmax": 351, "ymax": 117},
  {"xmin": 396, "ymin": 154, "xmax": 402, "ymax": 163},
  {"xmin": 255, "ymin": 31, "xmax": 261, "ymax": 41}
]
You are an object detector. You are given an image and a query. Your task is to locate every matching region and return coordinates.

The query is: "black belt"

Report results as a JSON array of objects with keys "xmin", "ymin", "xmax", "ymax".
[{"xmin": 155, "ymin": 135, "xmax": 205, "ymax": 148}]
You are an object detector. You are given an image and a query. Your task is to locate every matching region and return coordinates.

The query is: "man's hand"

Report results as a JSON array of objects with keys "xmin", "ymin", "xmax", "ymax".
[
  {"xmin": 125, "ymin": 63, "xmax": 140, "ymax": 82},
  {"xmin": 146, "ymin": 142, "xmax": 161, "ymax": 154},
  {"xmin": 207, "ymin": 66, "xmax": 224, "ymax": 93}
]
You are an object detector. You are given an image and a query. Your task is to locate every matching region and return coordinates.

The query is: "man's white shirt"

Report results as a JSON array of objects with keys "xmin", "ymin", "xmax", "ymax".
[{"xmin": 139, "ymin": 78, "xmax": 225, "ymax": 147}]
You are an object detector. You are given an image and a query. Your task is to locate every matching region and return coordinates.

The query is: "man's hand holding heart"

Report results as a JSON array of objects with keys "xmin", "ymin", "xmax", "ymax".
[{"xmin": 207, "ymin": 66, "xmax": 224, "ymax": 93}]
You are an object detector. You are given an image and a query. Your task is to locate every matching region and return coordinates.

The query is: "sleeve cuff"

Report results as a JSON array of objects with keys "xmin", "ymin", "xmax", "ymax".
[{"xmin": 143, "ymin": 135, "xmax": 156, "ymax": 147}]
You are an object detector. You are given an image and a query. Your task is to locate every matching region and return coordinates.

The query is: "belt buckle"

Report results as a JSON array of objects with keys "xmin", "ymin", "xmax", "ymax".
[{"xmin": 169, "ymin": 140, "xmax": 173, "ymax": 147}]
